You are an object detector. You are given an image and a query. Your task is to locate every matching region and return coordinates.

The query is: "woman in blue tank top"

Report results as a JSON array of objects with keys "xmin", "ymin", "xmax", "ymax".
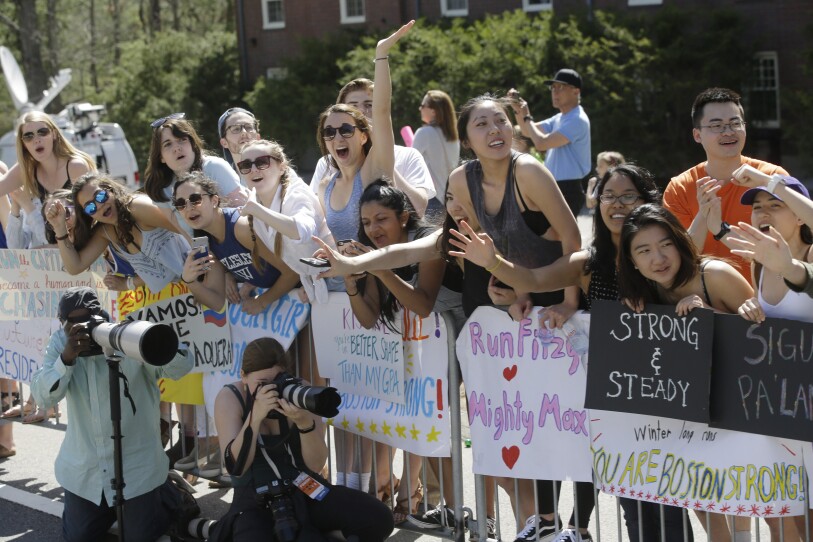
[
  {"xmin": 314, "ymin": 22, "xmax": 413, "ymax": 248},
  {"xmin": 173, "ymin": 171, "xmax": 299, "ymax": 315}
]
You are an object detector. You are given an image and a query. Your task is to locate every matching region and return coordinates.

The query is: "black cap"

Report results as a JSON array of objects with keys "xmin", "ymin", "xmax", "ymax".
[
  {"xmin": 544, "ymin": 69, "xmax": 582, "ymax": 89},
  {"xmin": 58, "ymin": 287, "xmax": 103, "ymax": 321}
]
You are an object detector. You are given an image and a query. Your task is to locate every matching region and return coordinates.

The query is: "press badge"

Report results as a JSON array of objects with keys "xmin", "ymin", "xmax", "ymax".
[{"xmin": 294, "ymin": 472, "xmax": 329, "ymax": 501}]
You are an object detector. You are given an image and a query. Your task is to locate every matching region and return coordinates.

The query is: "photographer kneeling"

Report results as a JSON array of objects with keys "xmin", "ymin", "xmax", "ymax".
[
  {"xmin": 31, "ymin": 287, "xmax": 198, "ymax": 542},
  {"xmin": 208, "ymin": 338, "xmax": 394, "ymax": 542}
]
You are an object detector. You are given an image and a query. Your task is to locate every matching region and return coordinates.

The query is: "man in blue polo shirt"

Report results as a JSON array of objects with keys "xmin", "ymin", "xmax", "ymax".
[{"xmin": 511, "ymin": 68, "xmax": 592, "ymax": 217}]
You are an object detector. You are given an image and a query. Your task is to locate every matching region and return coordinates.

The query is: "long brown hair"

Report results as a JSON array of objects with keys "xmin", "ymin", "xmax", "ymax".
[
  {"xmin": 15, "ymin": 111, "xmax": 95, "ymax": 198},
  {"xmin": 144, "ymin": 118, "xmax": 206, "ymax": 202},
  {"xmin": 71, "ymin": 173, "xmax": 137, "ymax": 250},
  {"xmin": 423, "ymin": 90, "xmax": 458, "ymax": 142}
]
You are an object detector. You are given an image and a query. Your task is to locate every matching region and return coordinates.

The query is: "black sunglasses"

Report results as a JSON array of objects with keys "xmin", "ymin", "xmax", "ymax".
[
  {"xmin": 236, "ymin": 155, "xmax": 274, "ymax": 175},
  {"xmin": 151, "ymin": 112, "xmax": 185, "ymax": 129},
  {"xmin": 173, "ymin": 192, "xmax": 207, "ymax": 211},
  {"xmin": 21, "ymin": 127, "xmax": 52, "ymax": 142},
  {"xmin": 83, "ymin": 189, "xmax": 110, "ymax": 216},
  {"xmin": 322, "ymin": 123, "xmax": 357, "ymax": 141}
]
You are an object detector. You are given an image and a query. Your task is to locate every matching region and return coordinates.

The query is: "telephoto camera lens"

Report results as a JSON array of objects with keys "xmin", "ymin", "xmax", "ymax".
[{"xmin": 272, "ymin": 373, "xmax": 341, "ymax": 418}]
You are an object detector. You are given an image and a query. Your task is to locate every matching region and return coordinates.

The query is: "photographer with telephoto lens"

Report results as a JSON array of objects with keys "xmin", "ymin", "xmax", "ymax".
[
  {"xmin": 208, "ymin": 338, "xmax": 394, "ymax": 542},
  {"xmin": 30, "ymin": 287, "xmax": 199, "ymax": 542}
]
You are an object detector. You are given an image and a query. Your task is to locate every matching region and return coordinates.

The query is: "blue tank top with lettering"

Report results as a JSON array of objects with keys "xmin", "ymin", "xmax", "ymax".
[{"xmin": 209, "ymin": 208, "xmax": 281, "ymax": 288}]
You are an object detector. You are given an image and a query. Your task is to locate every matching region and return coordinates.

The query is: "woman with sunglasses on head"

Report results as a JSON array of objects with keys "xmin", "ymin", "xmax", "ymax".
[
  {"xmin": 144, "ymin": 113, "xmax": 249, "ymax": 238},
  {"xmin": 315, "ymin": 21, "xmax": 413, "ymax": 255},
  {"xmin": 45, "ymin": 173, "xmax": 225, "ymax": 310}
]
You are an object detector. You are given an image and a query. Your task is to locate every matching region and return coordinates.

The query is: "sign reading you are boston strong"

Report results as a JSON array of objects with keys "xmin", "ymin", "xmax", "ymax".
[{"xmin": 586, "ymin": 301, "xmax": 713, "ymax": 423}]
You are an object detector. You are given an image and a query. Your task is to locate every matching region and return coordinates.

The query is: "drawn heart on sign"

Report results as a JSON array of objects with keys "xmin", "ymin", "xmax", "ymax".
[
  {"xmin": 502, "ymin": 446, "xmax": 520, "ymax": 469},
  {"xmin": 502, "ymin": 365, "xmax": 518, "ymax": 381}
]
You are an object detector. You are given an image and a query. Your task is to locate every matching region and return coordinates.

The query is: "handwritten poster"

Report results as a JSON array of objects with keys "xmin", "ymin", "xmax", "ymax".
[
  {"xmin": 127, "ymin": 293, "xmax": 232, "ymax": 373},
  {"xmin": 311, "ymin": 293, "xmax": 405, "ymax": 404},
  {"xmin": 586, "ymin": 301, "xmax": 713, "ymax": 423},
  {"xmin": 711, "ymin": 313, "xmax": 813, "ymax": 442},
  {"xmin": 226, "ymin": 290, "xmax": 310, "ymax": 378},
  {"xmin": 0, "ymin": 318, "xmax": 61, "ymax": 383},
  {"xmin": 329, "ymin": 309, "xmax": 450, "ymax": 456},
  {"xmin": 0, "ymin": 249, "xmax": 112, "ymax": 320},
  {"xmin": 591, "ymin": 410, "xmax": 807, "ymax": 517},
  {"xmin": 456, "ymin": 306, "xmax": 593, "ymax": 481}
]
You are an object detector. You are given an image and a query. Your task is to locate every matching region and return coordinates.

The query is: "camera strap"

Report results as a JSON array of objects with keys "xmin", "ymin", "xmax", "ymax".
[
  {"xmin": 112, "ymin": 363, "xmax": 136, "ymax": 415},
  {"xmin": 258, "ymin": 435, "xmax": 284, "ymax": 480}
]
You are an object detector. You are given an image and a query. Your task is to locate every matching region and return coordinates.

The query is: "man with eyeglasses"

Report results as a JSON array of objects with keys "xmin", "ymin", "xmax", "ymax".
[
  {"xmin": 510, "ymin": 68, "xmax": 592, "ymax": 219},
  {"xmin": 30, "ymin": 287, "xmax": 199, "ymax": 541},
  {"xmin": 664, "ymin": 87, "xmax": 789, "ymax": 282},
  {"xmin": 218, "ymin": 107, "xmax": 261, "ymax": 170}
]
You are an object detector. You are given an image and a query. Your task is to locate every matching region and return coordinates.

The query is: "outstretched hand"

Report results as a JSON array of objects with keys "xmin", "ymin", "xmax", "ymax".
[
  {"xmin": 239, "ymin": 187, "xmax": 260, "ymax": 217},
  {"xmin": 376, "ymin": 20, "xmax": 414, "ymax": 56},
  {"xmin": 44, "ymin": 199, "xmax": 68, "ymax": 230},
  {"xmin": 311, "ymin": 236, "xmax": 358, "ymax": 279},
  {"xmin": 728, "ymin": 222, "xmax": 794, "ymax": 275},
  {"xmin": 448, "ymin": 220, "xmax": 500, "ymax": 269},
  {"xmin": 731, "ymin": 164, "xmax": 771, "ymax": 188}
]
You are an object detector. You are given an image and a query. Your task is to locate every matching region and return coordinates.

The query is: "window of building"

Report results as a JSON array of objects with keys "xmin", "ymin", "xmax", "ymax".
[
  {"xmin": 523, "ymin": 0, "xmax": 552, "ymax": 12},
  {"xmin": 261, "ymin": 0, "xmax": 285, "ymax": 30},
  {"xmin": 628, "ymin": 0, "xmax": 663, "ymax": 5},
  {"xmin": 749, "ymin": 51, "xmax": 780, "ymax": 128},
  {"xmin": 441, "ymin": 0, "xmax": 468, "ymax": 17},
  {"xmin": 266, "ymin": 67, "xmax": 288, "ymax": 80},
  {"xmin": 340, "ymin": 0, "xmax": 365, "ymax": 24}
]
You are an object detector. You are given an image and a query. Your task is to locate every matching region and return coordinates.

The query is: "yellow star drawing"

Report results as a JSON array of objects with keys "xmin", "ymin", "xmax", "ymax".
[
  {"xmin": 395, "ymin": 423, "xmax": 407, "ymax": 438},
  {"xmin": 381, "ymin": 421, "xmax": 392, "ymax": 436},
  {"xmin": 410, "ymin": 424, "xmax": 421, "ymax": 441},
  {"xmin": 19, "ymin": 269, "xmax": 29, "ymax": 279},
  {"xmin": 355, "ymin": 418, "xmax": 366, "ymax": 433},
  {"xmin": 326, "ymin": 418, "xmax": 335, "ymax": 427},
  {"xmin": 426, "ymin": 426, "xmax": 441, "ymax": 442},
  {"xmin": 369, "ymin": 422, "xmax": 378, "ymax": 434},
  {"xmin": 341, "ymin": 417, "xmax": 350, "ymax": 430}
]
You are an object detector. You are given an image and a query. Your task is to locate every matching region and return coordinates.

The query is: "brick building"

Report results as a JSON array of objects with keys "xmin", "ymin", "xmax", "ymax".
[{"xmin": 235, "ymin": 0, "xmax": 813, "ymax": 174}]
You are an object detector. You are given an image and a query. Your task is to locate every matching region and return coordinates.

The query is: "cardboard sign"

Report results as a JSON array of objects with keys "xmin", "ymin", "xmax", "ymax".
[
  {"xmin": 456, "ymin": 307, "xmax": 593, "ymax": 481},
  {"xmin": 585, "ymin": 301, "xmax": 713, "ymax": 423},
  {"xmin": 0, "ymin": 249, "xmax": 112, "ymax": 320},
  {"xmin": 311, "ymin": 292, "xmax": 406, "ymax": 404},
  {"xmin": 330, "ymin": 310, "xmax": 450, "ymax": 457},
  {"xmin": 0, "ymin": 319, "xmax": 61, "ymax": 383},
  {"xmin": 127, "ymin": 293, "xmax": 232, "ymax": 373},
  {"xmin": 591, "ymin": 410, "xmax": 807, "ymax": 517},
  {"xmin": 711, "ymin": 313, "xmax": 813, "ymax": 441}
]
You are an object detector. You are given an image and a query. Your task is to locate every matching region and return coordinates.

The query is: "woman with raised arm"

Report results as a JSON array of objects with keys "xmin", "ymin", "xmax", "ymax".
[{"xmin": 314, "ymin": 21, "xmax": 412, "ymax": 249}]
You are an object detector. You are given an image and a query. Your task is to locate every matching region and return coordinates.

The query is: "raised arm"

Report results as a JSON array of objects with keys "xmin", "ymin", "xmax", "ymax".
[
  {"xmin": 45, "ymin": 199, "xmax": 109, "ymax": 273},
  {"xmin": 361, "ymin": 20, "xmax": 414, "ymax": 185},
  {"xmin": 0, "ymin": 164, "xmax": 25, "ymax": 198}
]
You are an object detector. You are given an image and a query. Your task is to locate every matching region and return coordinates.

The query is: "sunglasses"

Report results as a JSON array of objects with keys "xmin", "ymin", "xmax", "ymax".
[
  {"xmin": 83, "ymin": 189, "xmax": 110, "ymax": 216},
  {"xmin": 236, "ymin": 155, "xmax": 274, "ymax": 175},
  {"xmin": 322, "ymin": 123, "xmax": 357, "ymax": 141},
  {"xmin": 172, "ymin": 192, "xmax": 207, "ymax": 211},
  {"xmin": 21, "ymin": 127, "xmax": 52, "ymax": 142},
  {"xmin": 150, "ymin": 112, "xmax": 185, "ymax": 129}
]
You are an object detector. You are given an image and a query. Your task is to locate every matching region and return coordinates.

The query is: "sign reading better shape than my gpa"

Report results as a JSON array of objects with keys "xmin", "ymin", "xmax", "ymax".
[{"xmin": 585, "ymin": 301, "xmax": 713, "ymax": 423}]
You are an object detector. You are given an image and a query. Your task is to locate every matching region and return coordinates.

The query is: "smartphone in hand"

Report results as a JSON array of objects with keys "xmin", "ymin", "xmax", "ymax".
[
  {"xmin": 191, "ymin": 236, "xmax": 209, "ymax": 259},
  {"xmin": 300, "ymin": 257, "xmax": 331, "ymax": 268}
]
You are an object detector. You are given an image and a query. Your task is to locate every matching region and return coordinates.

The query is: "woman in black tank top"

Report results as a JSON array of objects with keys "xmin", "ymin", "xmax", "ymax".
[{"xmin": 0, "ymin": 111, "xmax": 94, "ymax": 200}]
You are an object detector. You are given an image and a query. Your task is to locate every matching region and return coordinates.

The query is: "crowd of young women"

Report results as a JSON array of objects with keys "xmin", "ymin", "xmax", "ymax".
[{"xmin": 1, "ymin": 18, "xmax": 811, "ymax": 542}]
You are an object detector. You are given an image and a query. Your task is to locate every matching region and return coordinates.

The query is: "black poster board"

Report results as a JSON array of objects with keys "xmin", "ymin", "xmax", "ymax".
[
  {"xmin": 585, "ymin": 300, "xmax": 713, "ymax": 423},
  {"xmin": 711, "ymin": 313, "xmax": 813, "ymax": 441}
]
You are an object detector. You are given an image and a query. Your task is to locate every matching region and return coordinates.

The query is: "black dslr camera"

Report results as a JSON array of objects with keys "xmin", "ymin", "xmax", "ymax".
[
  {"xmin": 256, "ymin": 479, "xmax": 298, "ymax": 542},
  {"xmin": 261, "ymin": 372, "xmax": 341, "ymax": 420}
]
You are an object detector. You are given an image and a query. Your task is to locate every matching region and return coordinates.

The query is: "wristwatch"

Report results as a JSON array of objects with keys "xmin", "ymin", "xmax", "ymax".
[{"xmin": 713, "ymin": 221, "xmax": 731, "ymax": 241}]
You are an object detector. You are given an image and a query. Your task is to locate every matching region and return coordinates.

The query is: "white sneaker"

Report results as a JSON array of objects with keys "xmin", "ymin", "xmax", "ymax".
[{"xmin": 551, "ymin": 528, "xmax": 592, "ymax": 542}]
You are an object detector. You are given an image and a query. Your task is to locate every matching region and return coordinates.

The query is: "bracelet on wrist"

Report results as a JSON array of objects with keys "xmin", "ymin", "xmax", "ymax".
[
  {"xmin": 297, "ymin": 420, "xmax": 317, "ymax": 434},
  {"xmin": 486, "ymin": 256, "xmax": 504, "ymax": 274},
  {"xmin": 374, "ymin": 56, "xmax": 389, "ymax": 62},
  {"xmin": 523, "ymin": 114, "xmax": 533, "ymax": 123},
  {"xmin": 182, "ymin": 276, "xmax": 195, "ymax": 284},
  {"xmin": 766, "ymin": 174, "xmax": 785, "ymax": 194},
  {"xmin": 55, "ymin": 232, "xmax": 69, "ymax": 241},
  {"xmin": 347, "ymin": 289, "xmax": 359, "ymax": 297}
]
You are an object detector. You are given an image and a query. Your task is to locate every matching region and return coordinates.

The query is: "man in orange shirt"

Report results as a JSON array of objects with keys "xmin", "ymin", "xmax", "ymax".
[{"xmin": 663, "ymin": 88, "xmax": 788, "ymax": 282}]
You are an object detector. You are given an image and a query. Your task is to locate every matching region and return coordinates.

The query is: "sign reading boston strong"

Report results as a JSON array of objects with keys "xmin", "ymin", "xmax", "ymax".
[{"xmin": 0, "ymin": 248, "xmax": 111, "ymax": 320}]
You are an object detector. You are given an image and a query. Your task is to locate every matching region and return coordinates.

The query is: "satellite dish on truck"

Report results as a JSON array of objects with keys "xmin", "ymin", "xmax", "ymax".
[{"xmin": 0, "ymin": 46, "xmax": 139, "ymax": 188}]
